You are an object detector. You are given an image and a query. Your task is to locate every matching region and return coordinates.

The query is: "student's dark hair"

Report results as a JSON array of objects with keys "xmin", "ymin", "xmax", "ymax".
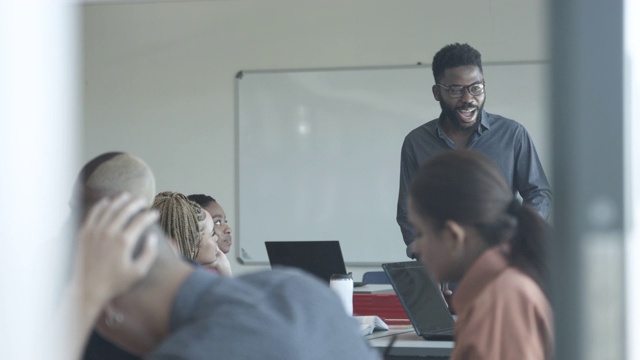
[
  {"xmin": 431, "ymin": 43, "xmax": 483, "ymax": 83},
  {"xmin": 187, "ymin": 194, "xmax": 217, "ymax": 208},
  {"xmin": 409, "ymin": 150, "xmax": 549, "ymax": 293}
]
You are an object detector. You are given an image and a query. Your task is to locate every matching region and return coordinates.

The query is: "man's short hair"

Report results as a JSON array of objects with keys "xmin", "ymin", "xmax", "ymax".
[
  {"xmin": 72, "ymin": 152, "xmax": 178, "ymax": 293},
  {"xmin": 432, "ymin": 43, "xmax": 483, "ymax": 83},
  {"xmin": 70, "ymin": 152, "xmax": 156, "ymax": 221}
]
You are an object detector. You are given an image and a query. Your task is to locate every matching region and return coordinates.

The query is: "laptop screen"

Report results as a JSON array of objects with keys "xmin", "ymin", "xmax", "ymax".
[
  {"xmin": 382, "ymin": 261, "xmax": 455, "ymax": 339},
  {"xmin": 265, "ymin": 241, "xmax": 347, "ymax": 283}
]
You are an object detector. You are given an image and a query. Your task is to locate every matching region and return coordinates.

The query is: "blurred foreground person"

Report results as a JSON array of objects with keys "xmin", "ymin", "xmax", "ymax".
[
  {"xmin": 71, "ymin": 151, "xmax": 380, "ymax": 360},
  {"xmin": 408, "ymin": 150, "xmax": 553, "ymax": 360}
]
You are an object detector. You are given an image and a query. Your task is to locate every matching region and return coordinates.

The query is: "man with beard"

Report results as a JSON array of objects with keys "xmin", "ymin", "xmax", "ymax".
[{"xmin": 397, "ymin": 43, "xmax": 552, "ymax": 259}]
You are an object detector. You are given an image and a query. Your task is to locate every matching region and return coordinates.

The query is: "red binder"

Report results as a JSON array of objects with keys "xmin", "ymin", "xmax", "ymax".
[{"xmin": 352, "ymin": 294, "xmax": 411, "ymax": 325}]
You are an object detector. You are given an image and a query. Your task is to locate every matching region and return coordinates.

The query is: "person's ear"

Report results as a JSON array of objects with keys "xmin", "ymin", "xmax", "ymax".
[
  {"xmin": 409, "ymin": 241, "xmax": 418, "ymax": 258},
  {"xmin": 432, "ymin": 84, "xmax": 441, "ymax": 101},
  {"xmin": 443, "ymin": 219, "xmax": 466, "ymax": 251}
]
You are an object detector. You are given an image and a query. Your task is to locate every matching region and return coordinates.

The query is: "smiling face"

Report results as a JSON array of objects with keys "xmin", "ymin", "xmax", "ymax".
[
  {"xmin": 195, "ymin": 210, "xmax": 219, "ymax": 266},
  {"xmin": 203, "ymin": 201, "xmax": 232, "ymax": 254},
  {"xmin": 433, "ymin": 65, "xmax": 485, "ymax": 134}
]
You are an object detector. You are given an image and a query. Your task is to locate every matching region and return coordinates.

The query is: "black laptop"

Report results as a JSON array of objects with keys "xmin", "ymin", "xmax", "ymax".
[
  {"xmin": 265, "ymin": 240, "xmax": 364, "ymax": 286},
  {"xmin": 382, "ymin": 261, "xmax": 455, "ymax": 341}
]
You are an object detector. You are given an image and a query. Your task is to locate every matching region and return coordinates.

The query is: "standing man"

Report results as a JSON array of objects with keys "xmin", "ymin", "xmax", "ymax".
[{"xmin": 397, "ymin": 43, "xmax": 552, "ymax": 258}]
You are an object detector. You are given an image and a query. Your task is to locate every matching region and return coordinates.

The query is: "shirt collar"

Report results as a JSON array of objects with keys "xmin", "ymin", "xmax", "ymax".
[
  {"xmin": 478, "ymin": 109, "xmax": 490, "ymax": 132},
  {"xmin": 452, "ymin": 246, "xmax": 509, "ymax": 315}
]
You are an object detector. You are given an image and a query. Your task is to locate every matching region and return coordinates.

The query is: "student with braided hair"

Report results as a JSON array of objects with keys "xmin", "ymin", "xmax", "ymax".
[
  {"xmin": 408, "ymin": 150, "xmax": 553, "ymax": 360},
  {"xmin": 152, "ymin": 191, "xmax": 231, "ymax": 276},
  {"xmin": 70, "ymin": 151, "xmax": 380, "ymax": 360}
]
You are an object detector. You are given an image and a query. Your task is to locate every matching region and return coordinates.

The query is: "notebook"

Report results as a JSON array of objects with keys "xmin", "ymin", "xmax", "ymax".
[
  {"xmin": 265, "ymin": 240, "xmax": 365, "ymax": 286},
  {"xmin": 382, "ymin": 261, "xmax": 455, "ymax": 341}
]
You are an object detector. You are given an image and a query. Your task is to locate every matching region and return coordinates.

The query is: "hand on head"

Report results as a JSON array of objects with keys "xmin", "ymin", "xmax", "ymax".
[{"xmin": 76, "ymin": 193, "xmax": 159, "ymax": 307}]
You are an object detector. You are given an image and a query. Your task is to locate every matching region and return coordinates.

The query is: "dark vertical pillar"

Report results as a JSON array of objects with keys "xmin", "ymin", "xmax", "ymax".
[{"xmin": 551, "ymin": 0, "xmax": 625, "ymax": 359}]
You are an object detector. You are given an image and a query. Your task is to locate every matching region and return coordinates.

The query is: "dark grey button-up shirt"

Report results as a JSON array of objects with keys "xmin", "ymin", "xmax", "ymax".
[{"xmin": 397, "ymin": 110, "xmax": 552, "ymax": 257}]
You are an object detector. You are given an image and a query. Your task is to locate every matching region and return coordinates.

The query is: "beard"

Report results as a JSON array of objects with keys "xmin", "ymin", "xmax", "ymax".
[{"xmin": 439, "ymin": 99, "xmax": 484, "ymax": 133}]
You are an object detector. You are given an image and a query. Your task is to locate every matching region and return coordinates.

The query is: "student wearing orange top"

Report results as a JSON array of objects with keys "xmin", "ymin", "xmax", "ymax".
[{"xmin": 407, "ymin": 150, "xmax": 553, "ymax": 360}]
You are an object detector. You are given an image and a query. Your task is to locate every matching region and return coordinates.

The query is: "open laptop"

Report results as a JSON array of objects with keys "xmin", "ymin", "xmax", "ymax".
[
  {"xmin": 382, "ymin": 261, "xmax": 455, "ymax": 341},
  {"xmin": 265, "ymin": 240, "xmax": 365, "ymax": 286}
]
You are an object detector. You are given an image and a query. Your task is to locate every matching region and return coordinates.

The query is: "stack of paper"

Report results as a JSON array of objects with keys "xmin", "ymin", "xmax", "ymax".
[{"xmin": 355, "ymin": 315, "xmax": 389, "ymax": 336}]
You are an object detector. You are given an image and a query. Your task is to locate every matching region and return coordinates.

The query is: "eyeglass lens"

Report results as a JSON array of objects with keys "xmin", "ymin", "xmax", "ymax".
[{"xmin": 440, "ymin": 83, "xmax": 485, "ymax": 98}]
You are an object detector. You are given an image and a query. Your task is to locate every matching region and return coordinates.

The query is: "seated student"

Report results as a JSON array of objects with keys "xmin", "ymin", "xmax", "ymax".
[
  {"xmin": 73, "ymin": 151, "xmax": 380, "ymax": 360},
  {"xmin": 70, "ymin": 155, "xmax": 224, "ymax": 359},
  {"xmin": 187, "ymin": 194, "xmax": 233, "ymax": 254},
  {"xmin": 407, "ymin": 150, "xmax": 553, "ymax": 360},
  {"xmin": 152, "ymin": 191, "xmax": 231, "ymax": 276},
  {"xmin": 69, "ymin": 152, "xmax": 156, "ymax": 360},
  {"xmin": 64, "ymin": 193, "xmax": 159, "ymax": 360}
]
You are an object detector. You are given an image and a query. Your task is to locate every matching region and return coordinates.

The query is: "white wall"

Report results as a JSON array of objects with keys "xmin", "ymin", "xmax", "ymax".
[
  {"xmin": 81, "ymin": 0, "xmax": 549, "ymax": 277},
  {"xmin": 1, "ymin": 2, "xmax": 78, "ymax": 359}
]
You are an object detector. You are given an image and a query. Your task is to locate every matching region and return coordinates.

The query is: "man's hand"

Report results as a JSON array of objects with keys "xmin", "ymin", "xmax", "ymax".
[{"xmin": 75, "ymin": 193, "xmax": 159, "ymax": 307}]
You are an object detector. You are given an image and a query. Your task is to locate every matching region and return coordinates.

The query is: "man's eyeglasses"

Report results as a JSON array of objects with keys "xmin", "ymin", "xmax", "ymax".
[{"xmin": 436, "ymin": 81, "xmax": 485, "ymax": 99}]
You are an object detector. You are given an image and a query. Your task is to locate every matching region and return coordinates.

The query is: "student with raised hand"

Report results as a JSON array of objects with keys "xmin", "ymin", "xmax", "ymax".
[
  {"xmin": 407, "ymin": 150, "xmax": 553, "ymax": 360},
  {"xmin": 187, "ymin": 194, "xmax": 233, "ymax": 254},
  {"xmin": 65, "ymin": 193, "xmax": 159, "ymax": 360},
  {"xmin": 71, "ymin": 151, "xmax": 380, "ymax": 360},
  {"xmin": 69, "ymin": 152, "xmax": 157, "ymax": 360},
  {"xmin": 152, "ymin": 191, "xmax": 232, "ymax": 276}
]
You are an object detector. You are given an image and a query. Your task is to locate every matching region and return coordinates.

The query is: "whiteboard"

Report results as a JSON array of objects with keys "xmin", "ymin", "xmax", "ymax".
[{"xmin": 236, "ymin": 62, "xmax": 550, "ymax": 265}]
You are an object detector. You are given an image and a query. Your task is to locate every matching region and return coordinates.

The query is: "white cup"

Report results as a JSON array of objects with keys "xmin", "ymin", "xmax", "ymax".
[{"xmin": 330, "ymin": 273, "xmax": 354, "ymax": 316}]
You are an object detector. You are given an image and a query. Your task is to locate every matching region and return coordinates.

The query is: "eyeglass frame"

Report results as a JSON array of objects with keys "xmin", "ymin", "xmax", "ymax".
[{"xmin": 436, "ymin": 80, "xmax": 486, "ymax": 99}]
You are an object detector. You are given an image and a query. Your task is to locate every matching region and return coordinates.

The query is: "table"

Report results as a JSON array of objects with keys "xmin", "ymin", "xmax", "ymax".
[
  {"xmin": 354, "ymin": 284, "xmax": 395, "ymax": 294},
  {"xmin": 366, "ymin": 327, "xmax": 453, "ymax": 360}
]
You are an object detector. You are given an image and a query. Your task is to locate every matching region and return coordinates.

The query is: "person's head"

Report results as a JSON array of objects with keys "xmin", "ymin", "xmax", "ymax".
[
  {"xmin": 70, "ymin": 152, "xmax": 156, "ymax": 221},
  {"xmin": 72, "ymin": 153, "xmax": 194, "ymax": 356},
  {"xmin": 188, "ymin": 194, "xmax": 233, "ymax": 254},
  {"xmin": 152, "ymin": 192, "xmax": 219, "ymax": 266},
  {"xmin": 408, "ymin": 150, "xmax": 548, "ymax": 289},
  {"xmin": 431, "ymin": 43, "xmax": 485, "ymax": 133}
]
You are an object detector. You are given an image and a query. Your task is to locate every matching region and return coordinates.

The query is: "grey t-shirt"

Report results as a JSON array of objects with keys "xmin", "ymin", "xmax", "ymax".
[{"xmin": 149, "ymin": 268, "xmax": 381, "ymax": 360}]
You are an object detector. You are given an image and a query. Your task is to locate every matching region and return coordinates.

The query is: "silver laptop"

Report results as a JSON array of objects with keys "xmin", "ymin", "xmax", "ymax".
[{"xmin": 382, "ymin": 261, "xmax": 455, "ymax": 340}]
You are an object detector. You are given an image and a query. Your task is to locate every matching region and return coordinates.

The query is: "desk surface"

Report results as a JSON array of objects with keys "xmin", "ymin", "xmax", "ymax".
[
  {"xmin": 354, "ymin": 284, "xmax": 395, "ymax": 294},
  {"xmin": 366, "ymin": 327, "xmax": 454, "ymax": 358}
]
